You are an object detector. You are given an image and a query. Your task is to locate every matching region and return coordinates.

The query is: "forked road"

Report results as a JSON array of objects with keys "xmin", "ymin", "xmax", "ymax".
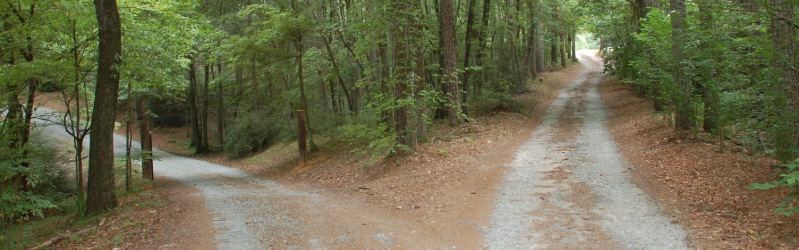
[
  {"xmin": 37, "ymin": 50, "xmax": 688, "ymax": 249},
  {"xmin": 485, "ymin": 50, "xmax": 688, "ymax": 249}
]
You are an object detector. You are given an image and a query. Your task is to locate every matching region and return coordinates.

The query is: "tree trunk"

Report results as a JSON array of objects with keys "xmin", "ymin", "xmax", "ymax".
[
  {"xmin": 392, "ymin": 0, "xmax": 411, "ymax": 144},
  {"xmin": 86, "ymin": 0, "xmax": 122, "ymax": 215},
  {"xmin": 188, "ymin": 56, "xmax": 207, "ymax": 154},
  {"xmin": 671, "ymin": 0, "xmax": 694, "ymax": 131},
  {"xmin": 202, "ymin": 64, "xmax": 210, "ymax": 149},
  {"xmin": 559, "ymin": 33, "xmax": 566, "ymax": 67},
  {"xmin": 550, "ymin": 38, "xmax": 558, "ymax": 65},
  {"xmin": 696, "ymin": 0, "xmax": 719, "ymax": 134},
  {"xmin": 535, "ymin": 21, "xmax": 546, "ymax": 73},
  {"xmin": 570, "ymin": 30, "xmax": 577, "ymax": 61},
  {"xmin": 137, "ymin": 97, "xmax": 153, "ymax": 180},
  {"xmin": 462, "ymin": 0, "xmax": 476, "ymax": 116},
  {"xmin": 297, "ymin": 33, "xmax": 314, "ymax": 151},
  {"xmin": 474, "ymin": 0, "xmax": 492, "ymax": 98},
  {"xmin": 770, "ymin": 0, "xmax": 799, "ymax": 159},
  {"xmin": 442, "ymin": 0, "xmax": 461, "ymax": 125},
  {"xmin": 216, "ymin": 62, "xmax": 225, "ymax": 146},
  {"xmin": 526, "ymin": 0, "xmax": 538, "ymax": 80},
  {"xmin": 322, "ymin": 34, "xmax": 355, "ymax": 114}
]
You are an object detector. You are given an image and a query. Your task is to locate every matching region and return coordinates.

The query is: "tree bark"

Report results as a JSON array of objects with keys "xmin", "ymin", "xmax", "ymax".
[
  {"xmin": 535, "ymin": 21, "xmax": 546, "ymax": 73},
  {"xmin": 188, "ymin": 56, "xmax": 207, "ymax": 154},
  {"xmin": 770, "ymin": 0, "xmax": 799, "ymax": 158},
  {"xmin": 474, "ymin": 0, "xmax": 492, "ymax": 98},
  {"xmin": 559, "ymin": 33, "xmax": 566, "ymax": 67},
  {"xmin": 297, "ymin": 33, "xmax": 313, "ymax": 151},
  {"xmin": 137, "ymin": 97, "xmax": 153, "ymax": 180},
  {"xmin": 671, "ymin": 0, "xmax": 694, "ymax": 131},
  {"xmin": 462, "ymin": 0, "xmax": 476, "ymax": 115},
  {"xmin": 442, "ymin": 0, "xmax": 461, "ymax": 125},
  {"xmin": 391, "ymin": 0, "xmax": 411, "ymax": 144},
  {"xmin": 526, "ymin": 1, "xmax": 537, "ymax": 80},
  {"xmin": 202, "ymin": 64, "xmax": 210, "ymax": 149},
  {"xmin": 216, "ymin": 62, "xmax": 225, "ymax": 146},
  {"xmin": 550, "ymin": 38, "xmax": 558, "ymax": 65},
  {"xmin": 86, "ymin": 0, "xmax": 121, "ymax": 215}
]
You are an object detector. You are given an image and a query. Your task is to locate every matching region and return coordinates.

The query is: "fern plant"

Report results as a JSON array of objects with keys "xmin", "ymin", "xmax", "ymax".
[{"xmin": 751, "ymin": 158, "xmax": 799, "ymax": 216}]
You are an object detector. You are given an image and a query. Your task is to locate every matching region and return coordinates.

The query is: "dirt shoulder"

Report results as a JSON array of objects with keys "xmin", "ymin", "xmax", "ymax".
[
  {"xmin": 51, "ymin": 179, "xmax": 214, "ymax": 249},
  {"xmin": 600, "ymin": 76, "xmax": 799, "ymax": 248}
]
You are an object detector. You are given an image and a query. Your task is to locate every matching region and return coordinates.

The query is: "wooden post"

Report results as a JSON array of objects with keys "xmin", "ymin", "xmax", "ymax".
[
  {"xmin": 142, "ymin": 132, "xmax": 154, "ymax": 180},
  {"xmin": 297, "ymin": 110, "xmax": 307, "ymax": 165}
]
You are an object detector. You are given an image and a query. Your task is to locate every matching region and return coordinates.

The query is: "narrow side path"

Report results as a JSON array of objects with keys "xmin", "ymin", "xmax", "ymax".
[{"xmin": 485, "ymin": 50, "xmax": 688, "ymax": 249}]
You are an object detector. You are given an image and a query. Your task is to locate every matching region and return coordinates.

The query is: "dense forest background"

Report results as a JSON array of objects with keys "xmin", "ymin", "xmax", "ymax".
[{"xmin": 1, "ymin": 0, "xmax": 798, "ymax": 228}]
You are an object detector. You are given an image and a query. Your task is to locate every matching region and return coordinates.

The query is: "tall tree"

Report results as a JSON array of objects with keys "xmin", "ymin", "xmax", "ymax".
[
  {"xmin": 474, "ymin": 0, "xmax": 492, "ymax": 97},
  {"xmin": 670, "ymin": 0, "xmax": 694, "ymax": 130},
  {"xmin": 86, "ymin": 0, "xmax": 122, "ymax": 215},
  {"xmin": 442, "ymin": 0, "xmax": 461, "ymax": 125},
  {"xmin": 188, "ymin": 55, "xmax": 208, "ymax": 154},
  {"xmin": 462, "ymin": 0, "xmax": 477, "ymax": 114},
  {"xmin": 770, "ymin": 0, "xmax": 799, "ymax": 158},
  {"xmin": 526, "ymin": 0, "xmax": 539, "ymax": 80}
]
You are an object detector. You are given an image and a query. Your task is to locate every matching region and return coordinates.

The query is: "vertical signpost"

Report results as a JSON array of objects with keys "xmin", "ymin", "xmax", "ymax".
[{"xmin": 297, "ymin": 110, "xmax": 307, "ymax": 165}]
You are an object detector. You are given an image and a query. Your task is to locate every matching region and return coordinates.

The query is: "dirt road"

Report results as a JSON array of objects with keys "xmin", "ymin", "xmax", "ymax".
[
  {"xmin": 37, "ymin": 50, "xmax": 689, "ymax": 249},
  {"xmin": 485, "ymin": 51, "xmax": 688, "ymax": 249}
]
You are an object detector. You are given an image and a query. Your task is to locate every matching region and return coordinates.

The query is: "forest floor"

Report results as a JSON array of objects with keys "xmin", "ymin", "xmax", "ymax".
[{"xmin": 33, "ymin": 51, "xmax": 799, "ymax": 249}]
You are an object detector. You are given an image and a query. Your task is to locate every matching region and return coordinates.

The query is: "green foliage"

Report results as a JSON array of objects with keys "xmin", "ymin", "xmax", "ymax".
[
  {"xmin": 0, "ymin": 135, "xmax": 70, "ymax": 224},
  {"xmin": 336, "ymin": 122, "xmax": 406, "ymax": 167},
  {"xmin": 599, "ymin": 0, "xmax": 790, "ymax": 158},
  {"xmin": 224, "ymin": 110, "xmax": 292, "ymax": 158},
  {"xmin": 750, "ymin": 159, "xmax": 799, "ymax": 216}
]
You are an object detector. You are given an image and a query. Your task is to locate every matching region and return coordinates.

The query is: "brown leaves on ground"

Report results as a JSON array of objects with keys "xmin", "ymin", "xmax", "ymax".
[
  {"xmin": 52, "ymin": 179, "xmax": 215, "ymax": 249},
  {"xmin": 600, "ymin": 77, "xmax": 799, "ymax": 249}
]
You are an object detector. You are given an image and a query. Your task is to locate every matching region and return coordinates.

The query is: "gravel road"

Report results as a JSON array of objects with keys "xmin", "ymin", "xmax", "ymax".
[
  {"xmin": 485, "ymin": 51, "xmax": 689, "ymax": 249},
  {"xmin": 33, "ymin": 50, "xmax": 688, "ymax": 249},
  {"xmin": 33, "ymin": 109, "xmax": 447, "ymax": 249}
]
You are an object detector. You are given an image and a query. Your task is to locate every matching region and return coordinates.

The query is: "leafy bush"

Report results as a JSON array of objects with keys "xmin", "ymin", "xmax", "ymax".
[
  {"xmin": 336, "ymin": 122, "xmax": 404, "ymax": 167},
  {"xmin": 223, "ymin": 110, "xmax": 292, "ymax": 158},
  {"xmin": 751, "ymin": 158, "xmax": 799, "ymax": 216},
  {"xmin": 0, "ymin": 134, "xmax": 68, "ymax": 224}
]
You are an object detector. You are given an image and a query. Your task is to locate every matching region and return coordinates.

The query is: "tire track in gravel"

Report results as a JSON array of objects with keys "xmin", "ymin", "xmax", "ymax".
[{"xmin": 485, "ymin": 50, "xmax": 689, "ymax": 249}]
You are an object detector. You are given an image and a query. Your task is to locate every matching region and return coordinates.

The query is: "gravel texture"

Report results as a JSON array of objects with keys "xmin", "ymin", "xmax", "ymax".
[
  {"xmin": 35, "ymin": 108, "xmax": 445, "ymax": 249},
  {"xmin": 485, "ymin": 51, "xmax": 689, "ymax": 249}
]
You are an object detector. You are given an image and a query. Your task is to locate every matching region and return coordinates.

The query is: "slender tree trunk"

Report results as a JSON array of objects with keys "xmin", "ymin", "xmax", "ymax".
[
  {"xmin": 125, "ymin": 79, "xmax": 132, "ymax": 191},
  {"xmin": 526, "ymin": 0, "xmax": 538, "ymax": 80},
  {"xmin": 559, "ymin": 33, "xmax": 566, "ymax": 67},
  {"xmin": 671, "ymin": 0, "xmax": 694, "ymax": 131},
  {"xmin": 216, "ymin": 62, "xmax": 225, "ymax": 146},
  {"xmin": 569, "ymin": 31, "xmax": 577, "ymax": 61},
  {"xmin": 474, "ymin": 0, "xmax": 492, "ymax": 98},
  {"xmin": 297, "ymin": 33, "xmax": 314, "ymax": 151},
  {"xmin": 442, "ymin": 0, "xmax": 461, "ymax": 125},
  {"xmin": 137, "ymin": 97, "xmax": 153, "ymax": 180},
  {"xmin": 86, "ymin": 0, "xmax": 122, "ymax": 215},
  {"xmin": 550, "ymin": 38, "xmax": 558, "ymax": 65},
  {"xmin": 322, "ymin": 35, "xmax": 355, "ymax": 114},
  {"xmin": 535, "ymin": 21, "xmax": 546, "ymax": 72},
  {"xmin": 462, "ymin": 0, "xmax": 476, "ymax": 115},
  {"xmin": 202, "ymin": 64, "xmax": 210, "ymax": 149},
  {"xmin": 188, "ymin": 56, "xmax": 207, "ymax": 154}
]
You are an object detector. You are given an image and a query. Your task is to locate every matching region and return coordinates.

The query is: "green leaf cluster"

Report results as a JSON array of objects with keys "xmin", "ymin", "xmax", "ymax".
[{"xmin": 751, "ymin": 159, "xmax": 799, "ymax": 216}]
